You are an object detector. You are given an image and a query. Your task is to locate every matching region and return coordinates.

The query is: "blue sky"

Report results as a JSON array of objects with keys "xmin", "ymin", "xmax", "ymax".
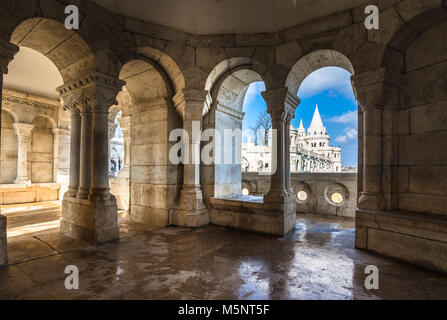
[{"xmin": 242, "ymin": 67, "xmax": 358, "ymax": 167}]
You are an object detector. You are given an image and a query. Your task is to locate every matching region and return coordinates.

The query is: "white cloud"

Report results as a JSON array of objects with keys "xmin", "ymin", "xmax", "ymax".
[
  {"xmin": 243, "ymin": 81, "xmax": 265, "ymax": 106},
  {"xmin": 298, "ymin": 67, "xmax": 354, "ymax": 99},
  {"xmin": 335, "ymin": 127, "xmax": 358, "ymax": 144},
  {"xmin": 329, "ymin": 110, "xmax": 358, "ymax": 125}
]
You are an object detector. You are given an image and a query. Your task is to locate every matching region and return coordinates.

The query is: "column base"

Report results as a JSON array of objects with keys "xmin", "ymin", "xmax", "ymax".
[
  {"xmin": 172, "ymin": 186, "xmax": 209, "ymax": 227},
  {"xmin": 14, "ymin": 177, "xmax": 30, "ymax": 184},
  {"xmin": 263, "ymin": 188, "xmax": 289, "ymax": 204},
  {"xmin": 0, "ymin": 214, "xmax": 7, "ymax": 266},
  {"xmin": 76, "ymin": 187, "xmax": 90, "ymax": 200},
  {"xmin": 64, "ymin": 186, "xmax": 78, "ymax": 198},
  {"xmin": 358, "ymin": 192, "xmax": 386, "ymax": 211},
  {"xmin": 61, "ymin": 196, "xmax": 119, "ymax": 244}
]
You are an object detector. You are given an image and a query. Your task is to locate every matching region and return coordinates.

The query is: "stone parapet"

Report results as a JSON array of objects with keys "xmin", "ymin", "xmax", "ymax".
[
  {"xmin": 210, "ymin": 195, "xmax": 296, "ymax": 236},
  {"xmin": 356, "ymin": 209, "xmax": 447, "ymax": 274},
  {"xmin": 0, "ymin": 183, "xmax": 61, "ymax": 205},
  {"xmin": 242, "ymin": 172, "xmax": 357, "ymax": 218}
]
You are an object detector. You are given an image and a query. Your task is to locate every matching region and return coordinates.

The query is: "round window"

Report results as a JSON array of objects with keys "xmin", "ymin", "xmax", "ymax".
[
  {"xmin": 297, "ymin": 191, "xmax": 308, "ymax": 202},
  {"xmin": 242, "ymin": 188, "xmax": 250, "ymax": 196},
  {"xmin": 331, "ymin": 192, "xmax": 344, "ymax": 204}
]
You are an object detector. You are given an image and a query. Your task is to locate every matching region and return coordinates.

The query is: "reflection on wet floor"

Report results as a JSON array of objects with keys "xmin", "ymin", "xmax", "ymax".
[{"xmin": 1, "ymin": 210, "xmax": 447, "ymax": 300}]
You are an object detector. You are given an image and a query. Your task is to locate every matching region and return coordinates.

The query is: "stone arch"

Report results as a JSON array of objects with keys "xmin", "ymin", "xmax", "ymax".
[
  {"xmin": 204, "ymin": 57, "xmax": 271, "ymax": 115},
  {"xmin": 9, "ymin": 18, "xmax": 95, "ymax": 82},
  {"xmin": 286, "ymin": 49, "xmax": 355, "ymax": 97},
  {"xmin": 202, "ymin": 59, "xmax": 270, "ymax": 202},
  {"xmin": 1, "ymin": 107, "xmax": 19, "ymax": 123},
  {"xmin": 381, "ymin": 7, "xmax": 447, "ymax": 73},
  {"xmin": 31, "ymin": 114, "xmax": 56, "ymax": 129},
  {"xmin": 115, "ymin": 48, "xmax": 185, "ymax": 102},
  {"xmin": 116, "ymin": 53, "xmax": 184, "ymax": 228}
]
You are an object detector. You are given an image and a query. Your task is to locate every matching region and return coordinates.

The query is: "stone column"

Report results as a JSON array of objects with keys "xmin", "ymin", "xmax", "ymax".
[
  {"xmin": 13, "ymin": 123, "xmax": 34, "ymax": 184},
  {"xmin": 65, "ymin": 109, "xmax": 81, "ymax": 197},
  {"xmin": 58, "ymin": 72, "xmax": 125, "ymax": 244},
  {"xmin": 77, "ymin": 104, "xmax": 93, "ymax": 199},
  {"xmin": 0, "ymin": 40, "xmax": 19, "ymax": 266},
  {"xmin": 108, "ymin": 121, "xmax": 118, "ymax": 175},
  {"xmin": 261, "ymin": 88, "xmax": 299, "ymax": 203},
  {"xmin": 89, "ymin": 100, "xmax": 113, "ymax": 201},
  {"xmin": 172, "ymin": 89, "xmax": 209, "ymax": 227},
  {"xmin": 352, "ymin": 68, "xmax": 401, "ymax": 212},
  {"xmin": 117, "ymin": 116, "xmax": 131, "ymax": 177},
  {"xmin": 51, "ymin": 128, "xmax": 61, "ymax": 183}
]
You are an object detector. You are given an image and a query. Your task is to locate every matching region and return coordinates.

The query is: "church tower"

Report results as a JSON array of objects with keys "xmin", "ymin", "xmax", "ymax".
[
  {"xmin": 305, "ymin": 105, "xmax": 330, "ymax": 150},
  {"xmin": 296, "ymin": 119, "xmax": 306, "ymax": 148}
]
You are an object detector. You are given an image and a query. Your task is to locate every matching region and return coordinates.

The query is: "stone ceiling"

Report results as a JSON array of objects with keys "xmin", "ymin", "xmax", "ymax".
[{"xmin": 91, "ymin": 0, "xmax": 368, "ymax": 34}]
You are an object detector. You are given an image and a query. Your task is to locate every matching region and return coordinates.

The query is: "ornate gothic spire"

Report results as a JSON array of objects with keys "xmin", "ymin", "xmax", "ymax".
[{"xmin": 308, "ymin": 105, "xmax": 326, "ymax": 135}]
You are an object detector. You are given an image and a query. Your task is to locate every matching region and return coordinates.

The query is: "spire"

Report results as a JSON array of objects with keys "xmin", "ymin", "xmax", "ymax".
[
  {"xmin": 308, "ymin": 105, "xmax": 326, "ymax": 135},
  {"xmin": 298, "ymin": 118, "xmax": 306, "ymax": 133}
]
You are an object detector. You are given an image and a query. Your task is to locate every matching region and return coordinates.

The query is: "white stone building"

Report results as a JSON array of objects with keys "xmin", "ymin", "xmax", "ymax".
[{"xmin": 242, "ymin": 105, "xmax": 342, "ymax": 173}]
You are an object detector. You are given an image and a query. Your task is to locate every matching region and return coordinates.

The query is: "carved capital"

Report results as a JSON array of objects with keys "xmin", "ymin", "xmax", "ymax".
[
  {"xmin": 262, "ymin": 88, "xmax": 299, "ymax": 123},
  {"xmin": 0, "ymin": 40, "xmax": 19, "ymax": 74},
  {"xmin": 58, "ymin": 72, "xmax": 126, "ymax": 114},
  {"xmin": 351, "ymin": 68, "xmax": 403, "ymax": 111},
  {"xmin": 173, "ymin": 89, "xmax": 209, "ymax": 120},
  {"xmin": 13, "ymin": 123, "xmax": 34, "ymax": 140},
  {"xmin": 108, "ymin": 122, "xmax": 118, "ymax": 140}
]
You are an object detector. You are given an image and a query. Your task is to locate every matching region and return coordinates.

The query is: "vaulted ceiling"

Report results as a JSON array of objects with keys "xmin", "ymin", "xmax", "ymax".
[{"xmin": 92, "ymin": 0, "xmax": 368, "ymax": 34}]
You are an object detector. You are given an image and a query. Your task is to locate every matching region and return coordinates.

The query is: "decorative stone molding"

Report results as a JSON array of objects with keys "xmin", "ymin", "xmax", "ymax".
[
  {"xmin": 215, "ymin": 102, "xmax": 245, "ymax": 120},
  {"xmin": 2, "ymin": 94, "xmax": 56, "ymax": 112}
]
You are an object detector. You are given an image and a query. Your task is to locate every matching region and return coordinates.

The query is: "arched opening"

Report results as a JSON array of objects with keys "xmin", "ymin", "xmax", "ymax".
[
  {"xmin": 286, "ymin": 50, "xmax": 358, "ymax": 219},
  {"xmin": 114, "ymin": 53, "xmax": 184, "ymax": 229},
  {"xmin": 1, "ymin": 17, "xmax": 95, "ymax": 262},
  {"xmin": 201, "ymin": 62, "xmax": 268, "ymax": 204}
]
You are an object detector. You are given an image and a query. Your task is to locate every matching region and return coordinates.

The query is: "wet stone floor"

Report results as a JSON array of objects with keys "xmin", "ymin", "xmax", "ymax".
[{"xmin": 1, "ymin": 209, "xmax": 447, "ymax": 300}]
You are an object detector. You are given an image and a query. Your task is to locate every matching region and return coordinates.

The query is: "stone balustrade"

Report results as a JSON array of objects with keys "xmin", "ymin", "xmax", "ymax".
[{"xmin": 242, "ymin": 172, "xmax": 357, "ymax": 218}]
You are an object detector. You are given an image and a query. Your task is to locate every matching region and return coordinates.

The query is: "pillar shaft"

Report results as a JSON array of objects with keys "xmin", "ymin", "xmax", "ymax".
[
  {"xmin": 51, "ymin": 129, "xmax": 60, "ymax": 183},
  {"xmin": 172, "ymin": 89, "xmax": 209, "ymax": 227},
  {"xmin": 261, "ymin": 89, "xmax": 299, "ymax": 203},
  {"xmin": 13, "ymin": 123, "xmax": 34, "ymax": 184},
  {"xmin": 89, "ymin": 105, "xmax": 111, "ymax": 201},
  {"xmin": 77, "ymin": 106, "xmax": 93, "ymax": 199},
  {"xmin": 352, "ymin": 68, "xmax": 401, "ymax": 212},
  {"xmin": 66, "ymin": 109, "xmax": 81, "ymax": 197}
]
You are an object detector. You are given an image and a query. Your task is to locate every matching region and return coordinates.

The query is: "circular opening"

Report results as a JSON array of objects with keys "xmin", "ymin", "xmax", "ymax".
[
  {"xmin": 297, "ymin": 191, "xmax": 308, "ymax": 202},
  {"xmin": 331, "ymin": 192, "xmax": 344, "ymax": 205},
  {"xmin": 242, "ymin": 188, "xmax": 250, "ymax": 196}
]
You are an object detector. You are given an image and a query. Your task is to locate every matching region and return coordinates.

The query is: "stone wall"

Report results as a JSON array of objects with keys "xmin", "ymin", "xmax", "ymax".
[
  {"xmin": 397, "ymin": 21, "xmax": 447, "ymax": 216},
  {"xmin": 0, "ymin": 110, "xmax": 17, "ymax": 184},
  {"xmin": 1, "ymin": 0, "xmax": 447, "ymax": 271},
  {"xmin": 129, "ymin": 99, "xmax": 182, "ymax": 228},
  {"xmin": 242, "ymin": 172, "xmax": 357, "ymax": 218}
]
